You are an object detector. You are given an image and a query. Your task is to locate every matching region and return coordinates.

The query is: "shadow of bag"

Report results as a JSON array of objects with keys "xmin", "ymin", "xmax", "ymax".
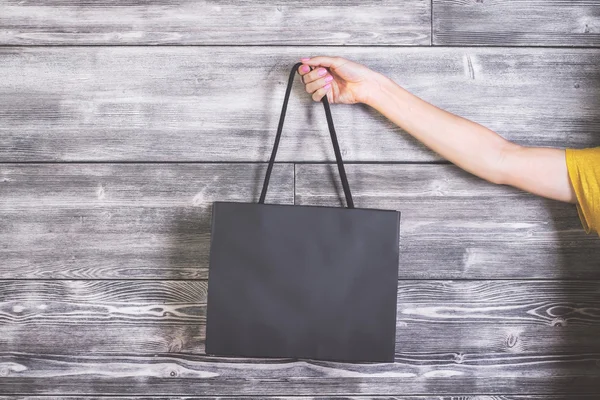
[{"xmin": 206, "ymin": 62, "xmax": 401, "ymax": 362}]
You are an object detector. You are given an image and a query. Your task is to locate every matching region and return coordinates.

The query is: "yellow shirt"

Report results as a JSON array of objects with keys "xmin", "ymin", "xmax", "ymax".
[{"xmin": 566, "ymin": 147, "xmax": 600, "ymax": 235}]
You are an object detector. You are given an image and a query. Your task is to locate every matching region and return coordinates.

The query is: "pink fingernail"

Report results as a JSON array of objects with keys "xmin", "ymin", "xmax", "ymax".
[
  {"xmin": 318, "ymin": 68, "xmax": 327, "ymax": 76},
  {"xmin": 301, "ymin": 65, "xmax": 310, "ymax": 73},
  {"xmin": 324, "ymin": 84, "xmax": 332, "ymax": 90},
  {"xmin": 301, "ymin": 58, "xmax": 310, "ymax": 62},
  {"xmin": 325, "ymin": 75, "xmax": 333, "ymax": 83}
]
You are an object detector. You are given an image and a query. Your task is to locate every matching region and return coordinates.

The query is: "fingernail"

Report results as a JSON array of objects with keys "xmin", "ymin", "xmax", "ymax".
[
  {"xmin": 301, "ymin": 58, "xmax": 310, "ymax": 62},
  {"xmin": 318, "ymin": 68, "xmax": 327, "ymax": 77},
  {"xmin": 324, "ymin": 75, "xmax": 333, "ymax": 83},
  {"xmin": 301, "ymin": 65, "xmax": 310, "ymax": 73},
  {"xmin": 324, "ymin": 84, "xmax": 332, "ymax": 90}
]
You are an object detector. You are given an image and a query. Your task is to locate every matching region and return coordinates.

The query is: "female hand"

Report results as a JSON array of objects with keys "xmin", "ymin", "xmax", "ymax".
[{"xmin": 298, "ymin": 56, "xmax": 379, "ymax": 105}]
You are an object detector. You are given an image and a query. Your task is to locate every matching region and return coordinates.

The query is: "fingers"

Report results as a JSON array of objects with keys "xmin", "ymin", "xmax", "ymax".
[
  {"xmin": 297, "ymin": 63, "xmax": 311, "ymax": 77},
  {"xmin": 312, "ymin": 83, "xmax": 332, "ymax": 102},
  {"xmin": 301, "ymin": 67, "xmax": 329, "ymax": 85},
  {"xmin": 296, "ymin": 56, "xmax": 337, "ymax": 102},
  {"xmin": 300, "ymin": 56, "xmax": 344, "ymax": 69},
  {"xmin": 298, "ymin": 66, "xmax": 333, "ymax": 102},
  {"xmin": 305, "ymin": 73, "xmax": 333, "ymax": 94},
  {"xmin": 297, "ymin": 56, "xmax": 344, "ymax": 82}
]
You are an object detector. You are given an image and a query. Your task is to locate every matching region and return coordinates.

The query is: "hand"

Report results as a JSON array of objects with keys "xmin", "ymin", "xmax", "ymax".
[{"xmin": 297, "ymin": 56, "xmax": 379, "ymax": 105}]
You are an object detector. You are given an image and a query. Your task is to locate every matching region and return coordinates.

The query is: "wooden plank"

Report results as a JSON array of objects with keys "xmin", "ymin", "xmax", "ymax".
[
  {"xmin": 1, "ymin": 398, "xmax": 596, "ymax": 400},
  {"xmin": 0, "ymin": 1, "xmax": 430, "ymax": 45},
  {"xmin": 433, "ymin": 0, "xmax": 600, "ymax": 46},
  {"xmin": 1, "ymin": 280, "xmax": 599, "ymax": 395},
  {"xmin": 1, "ymin": 398, "xmax": 598, "ymax": 400},
  {"xmin": 1, "ymin": 280, "xmax": 599, "ymax": 356},
  {"xmin": 296, "ymin": 164, "xmax": 600, "ymax": 279},
  {"xmin": 5, "ymin": 322, "xmax": 600, "ymax": 356},
  {"xmin": 3, "ymin": 398, "xmax": 591, "ymax": 400},
  {"xmin": 0, "ymin": 164, "xmax": 293, "ymax": 279},
  {"xmin": 1, "ymin": 47, "xmax": 599, "ymax": 162},
  {"xmin": 1, "ymin": 351, "xmax": 599, "ymax": 395},
  {"xmin": 3, "ymin": 163, "xmax": 599, "ymax": 279}
]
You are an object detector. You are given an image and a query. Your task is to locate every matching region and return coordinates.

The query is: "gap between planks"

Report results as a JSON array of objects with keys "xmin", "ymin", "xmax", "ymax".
[
  {"xmin": 0, "ymin": 161, "xmax": 451, "ymax": 165},
  {"xmin": 1, "ymin": 44, "xmax": 600, "ymax": 49}
]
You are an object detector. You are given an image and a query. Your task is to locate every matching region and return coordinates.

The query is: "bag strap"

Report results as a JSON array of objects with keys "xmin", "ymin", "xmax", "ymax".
[{"xmin": 258, "ymin": 62, "xmax": 355, "ymax": 209}]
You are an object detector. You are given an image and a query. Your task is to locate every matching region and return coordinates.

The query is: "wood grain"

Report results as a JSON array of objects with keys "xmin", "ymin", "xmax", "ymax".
[
  {"xmin": 1, "ymin": 351, "xmax": 599, "ymax": 395},
  {"xmin": 3, "ymin": 163, "xmax": 599, "ymax": 279},
  {"xmin": 3, "ymin": 0, "xmax": 600, "ymax": 397},
  {"xmin": 296, "ymin": 163, "xmax": 600, "ymax": 279},
  {"xmin": 0, "ymin": 163, "xmax": 293, "ymax": 279},
  {"xmin": 4, "ymin": 323, "xmax": 600, "ymax": 357},
  {"xmin": 1, "ymin": 280, "xmax": 599, "ymax": 356},
  {"xmin": 0, "ymin": 1, "xmax": 430, "ymax": 45},
  {"xmin": 433, "ymin": 0, "xmax": 600, "ymax": 46},
  {"xmin": 1, "ymin": 47, "xmax": 599, "ymax": 162},
  {"xmin": 1, "ymin": 397, "xmax": 597, "ymax": 400}
]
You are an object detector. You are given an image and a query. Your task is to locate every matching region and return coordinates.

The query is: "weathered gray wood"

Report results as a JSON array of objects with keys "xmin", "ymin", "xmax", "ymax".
[
  {"xmin": 0, "ymin": 398, "xmax": 571, "ymax": 400},
  {"xmin": 4, "ymin": 323, "xmax": 600, "ymax": 357},
  {"xmin": 1, "ymin": 351, "xmax": 599, "ymax": 395},
  {"xmin": 434, "ymin": 0, "xmax": 600, "ymax": 46},
  {"xmin": 1, "ymin": 398, "xmax": 596, "ymax": 400},
  {"xmin": 0, "ymin": 1, "xmax": 430, "ymax": 45},
  {"xmin": 1, "ymin": 280, "xmax": 599, "ymax": 356},
  {"xmin": 3, "ymin": 163, "xmax": 599, "ymax": 279},
  {"xmin": 1, "ymin": 47, "xmax": 599, "ymax": 162},
  {"xmin": 296, "ymin": 163, "xmax": 600, "ymax": 279},
  {"xmin": 2, "ymin": 1, "xmax": 599, "ymax": 398},
  {"xmin": 0, "ymin": 163, "xmax": 293, "ymax": 279},
  {"xmin": 0, "ymin": 398, "xmax": 596, "ymax": 400}
]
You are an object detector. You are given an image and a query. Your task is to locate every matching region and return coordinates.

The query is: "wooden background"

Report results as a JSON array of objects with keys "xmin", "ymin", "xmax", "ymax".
[{"xmin": 1, "ymin": 0, "xmax": 600, "ymax": 398}]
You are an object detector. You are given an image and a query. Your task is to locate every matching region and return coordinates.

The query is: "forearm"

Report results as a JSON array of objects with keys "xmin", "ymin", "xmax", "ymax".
[
  {"xmin": 365, "ymin": 73, "xmax": 513, "ymax": 184},
  {"xmin": 364, "ymin": 73, "xmax": 576, "ymax": 203}
]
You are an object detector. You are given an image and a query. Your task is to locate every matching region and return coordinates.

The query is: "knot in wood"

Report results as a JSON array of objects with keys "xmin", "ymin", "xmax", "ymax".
[
  {"xmin": 506, "ymin": 333, "xmax": 518, "ymax": 348},
  {"xmin": 454, "ymin": 353, "xmax": 465, "ymax": 364},
  {"xmin": 168, "ymin": 338, "xmax": 183, "ymax": 353}
]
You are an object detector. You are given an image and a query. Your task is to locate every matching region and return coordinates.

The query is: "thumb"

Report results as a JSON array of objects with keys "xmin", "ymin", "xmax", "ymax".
[{"xmin": 300, "ymin": 56, "xmax": 345, "ymax": 69}]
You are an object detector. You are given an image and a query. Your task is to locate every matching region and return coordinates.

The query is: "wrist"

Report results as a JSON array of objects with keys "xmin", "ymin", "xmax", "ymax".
[{"xmin": 362, "ymin": 72, "xmax": 391, "ymax": 109}]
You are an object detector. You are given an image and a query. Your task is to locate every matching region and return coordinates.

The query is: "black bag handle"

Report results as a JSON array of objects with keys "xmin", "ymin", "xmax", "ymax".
[{"xmin": 259, "ymin": 62, "xmax": 355, "ymax": 209}]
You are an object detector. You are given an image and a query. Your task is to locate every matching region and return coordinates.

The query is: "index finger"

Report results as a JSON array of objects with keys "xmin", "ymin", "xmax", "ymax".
[
  {"xmin": 300, "ymin": 56, "xmax": 344, "ymax": 69},
  {"xmin": 297, "ymin": 63, "xmax": 311, "ymax": 76}
]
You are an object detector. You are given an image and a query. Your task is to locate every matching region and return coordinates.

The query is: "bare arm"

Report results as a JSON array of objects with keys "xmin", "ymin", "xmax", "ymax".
[
  {"xmin": 368, "ymin": 73, "xmax": 576, "ymax": 203},
  {"xmin": 298, "ymin": 56, "xmax": 576, "ymax": 203}
]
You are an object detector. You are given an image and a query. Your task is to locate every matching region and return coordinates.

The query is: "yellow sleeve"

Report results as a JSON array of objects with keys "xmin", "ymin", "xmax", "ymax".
[{"xmin": 565, "ymin": 147, "xmax": 600, "ymax": 235}]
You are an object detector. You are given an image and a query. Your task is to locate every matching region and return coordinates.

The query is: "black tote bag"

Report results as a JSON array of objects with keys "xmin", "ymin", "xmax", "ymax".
[{"xmin": 206, "ymin": 62, "xmax": 401, "ymax": 363}]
